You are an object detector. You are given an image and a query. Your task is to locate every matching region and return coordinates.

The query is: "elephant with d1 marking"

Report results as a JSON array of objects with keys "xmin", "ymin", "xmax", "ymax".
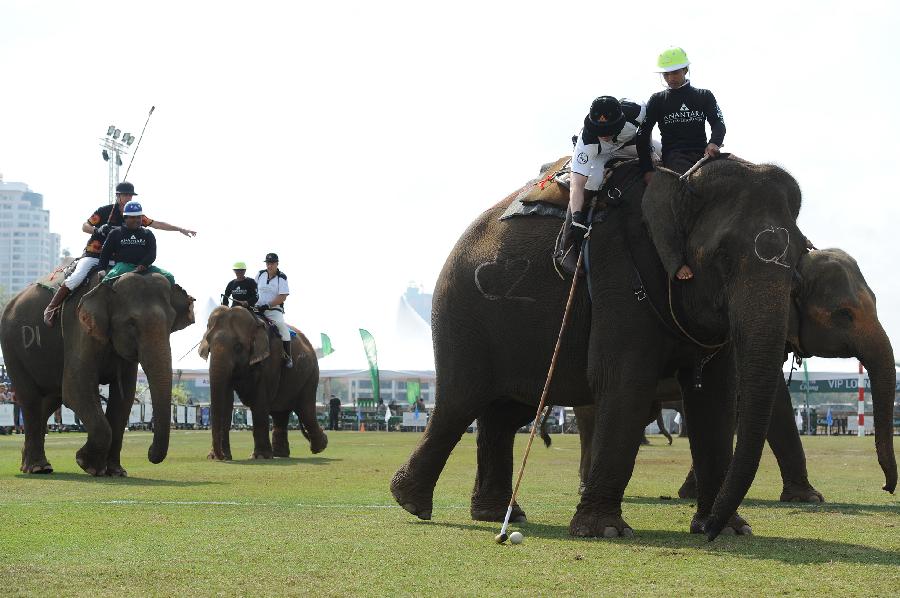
[
  {"xmin": 199, "ymin": 306, "xmax": 327, "ymax": 461},
  {"xmin": 0, "ymin": 272, "xmax": 194, "ymax": 476},
  {"xmin": 391, "ymin": 158, "xmax": 897, "ymax": 540}
]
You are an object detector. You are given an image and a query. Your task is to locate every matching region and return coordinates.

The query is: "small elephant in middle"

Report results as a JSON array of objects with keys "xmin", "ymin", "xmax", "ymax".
[{"xmin": 199, "ymin": 306, "xmax": 328, "ymax": 460}]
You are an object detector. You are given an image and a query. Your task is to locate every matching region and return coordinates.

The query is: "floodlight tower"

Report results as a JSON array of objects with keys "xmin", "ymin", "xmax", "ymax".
[{"xmin": 100, "ymin": 126, "xmax": 135, "ymax": 204}]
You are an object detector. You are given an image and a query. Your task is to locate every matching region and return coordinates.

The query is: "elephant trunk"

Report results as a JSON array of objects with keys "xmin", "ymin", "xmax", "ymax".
[
  {"xmin": 707, "ymin": 278, "xmax": 792, "ymax": 539},
  {"xmin": 141, "ymin": 337, "xmax": 173, "ymax": 464},
  {"xmin": 858, "ymin": 327, "xmax": 897, "ymax": 493},
  {"xmin": 208, "ymin": 351, "xmax": 235, "ymax": 457}
]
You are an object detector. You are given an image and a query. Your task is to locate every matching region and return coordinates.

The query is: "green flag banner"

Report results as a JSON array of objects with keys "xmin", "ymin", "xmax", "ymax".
[
  {"xmin": 359, "ymin": 329, "xmax": 379, "ymax": 407},
  {"xmin": 321, "ymin": 333, "xmax": 334, "ymax": 356},
  {"xmin": 406, "ymin": 380, "xmax": 420, "ymax": 405}
]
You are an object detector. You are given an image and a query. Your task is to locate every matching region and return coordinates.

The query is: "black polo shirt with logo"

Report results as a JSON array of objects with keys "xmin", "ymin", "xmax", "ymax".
[
  {"xmin": 98, "ymin": 226, "xmax": 157, "ymax": 270},
  {"xmin": 635, "ymin": 83, "xmax": 726, "ymax": 173}
]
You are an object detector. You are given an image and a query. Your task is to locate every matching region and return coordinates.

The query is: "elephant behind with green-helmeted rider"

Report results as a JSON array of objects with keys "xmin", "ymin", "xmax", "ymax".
[{"xmin": 199, "ymin": 306, "xmax": 327, "ymax": 461}]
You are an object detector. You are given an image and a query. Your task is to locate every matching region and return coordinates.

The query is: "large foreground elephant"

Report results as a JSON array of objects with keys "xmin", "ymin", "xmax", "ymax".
[
  {"xmin": 199, "ymin": 306, "xmax": 327, "ymax": 460},
  {"xmin": 576, "ymin": 248, "xmax": 894, "ymax": 502},
  {"xmin": 0, "ymin": 272, "xmax": 194, "ymax": 475},
  {"xmin": 391, "ymin": 158, "xmax": 896, "ymax": 539}
]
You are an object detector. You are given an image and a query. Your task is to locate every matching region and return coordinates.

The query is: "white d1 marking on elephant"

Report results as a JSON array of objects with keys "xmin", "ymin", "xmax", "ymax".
[
  {"xmin": 21, "ymin": 325, "xmax": 41, "ymax": 349},
  {"xmin": 754, "ymin": 226, "xmax": 791, "ymax": 269},
  {"xmin": 474, "ymin": 257, "xmax": 536, "ymax": 303}
]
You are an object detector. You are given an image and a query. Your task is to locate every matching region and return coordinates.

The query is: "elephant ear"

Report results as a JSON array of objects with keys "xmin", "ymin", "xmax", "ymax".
[
  {"xmin": 198, "ymin": 306, "xmax": 227, "ymax": 360},
  {"xmin": 76, "ymin": 283, "xmax": 114, "ymax": 343},
  {"xmin": 642, "ymin": 169, "xmax": 692, "ymax": 279},
  {"xmin": 170, "ymin": 284, "xmax": 195, "ymax": 333},
  {"xmin": 249, "ymin": 322, "xmax": 271, "ymax": 365}
]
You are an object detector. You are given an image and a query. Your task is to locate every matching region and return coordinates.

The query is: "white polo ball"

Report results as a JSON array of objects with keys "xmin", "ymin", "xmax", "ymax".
[{"xmin": 509, "ymin": 531, "xmax": 524, "ymax": 544}]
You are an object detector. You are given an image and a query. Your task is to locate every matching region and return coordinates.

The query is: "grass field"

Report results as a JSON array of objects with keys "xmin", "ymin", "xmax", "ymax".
[{"xmin": 0, "ymin": 430, "xmax": 898, "ymax": 597}]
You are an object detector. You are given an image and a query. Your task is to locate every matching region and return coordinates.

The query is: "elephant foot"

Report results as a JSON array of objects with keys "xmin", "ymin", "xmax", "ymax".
[
  {"xmin": 678, "ymin": 476, "xmax": 698, "ymax": 499},
  {"xmin": 780, "ymin": 483, "xmax": 824, "ymax": 503},
  {"xmin": 75, "ymin": 448, "xmax": 107, "ymax": 477},
  {"xmin": 20, "ymin": 458, "xmax": 53, "ymax": 474},
  {"xmin": 105, "ymin": 464, "xmax": 128, "ymax": 477},
  {"xmin": 309, "ymin": 433, "xmax": 328, "ymax": 455},
  {"xmin": 569, "ymin": 506, "xmax": 634, "ymax": 538},
  {"xmin": 207, "ymin": 450, "xmax": 233, "ymax": 461},
  {"xmin": 251, "ymin": 450, "xmax": 274, "ymax": 459},
  {"xmin": 470, "ymin": 499, "xmax": 527, "ymax": 523},
  {"xmin": 691, "ymin": 512, "xmax": 752, "ymax": 537},
  {"xmin": 390, "ymin": 466, "xmax": 434, "ymax": 521},
  {"xmin": 273, "ymin": 448, "xmax": 290, "ymax": 458}
]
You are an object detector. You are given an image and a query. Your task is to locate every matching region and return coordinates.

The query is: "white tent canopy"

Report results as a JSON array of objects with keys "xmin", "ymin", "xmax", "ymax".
[{"xmin": 165, "ymin": 294, "xmax": 435, "ymax": 376}]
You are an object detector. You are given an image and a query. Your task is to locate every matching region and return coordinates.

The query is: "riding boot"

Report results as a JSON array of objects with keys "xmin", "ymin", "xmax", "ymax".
[
  {"xmin": 43, "ymin": 285, "xmax": 71, "ymax": 327},
  {"xmin": 282, "ymin": 340, "xmax": 293, "ymax": 369},
  {"xmin": 553, "ymin": 207, "xmax": 587, "ymax": 277}
]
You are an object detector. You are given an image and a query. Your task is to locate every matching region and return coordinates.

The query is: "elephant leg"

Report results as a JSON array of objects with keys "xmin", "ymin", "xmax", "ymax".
[
  {"xmin": 250, "ymin": 406, "xmax": 273, "ymax": 459},
  {"xmin": 271, "ymin": 411, "xmax": 290, "ymax": 458},
  {"xmin": 65, "ymin": 366, "xmax": 112, "ymax": 476},
  {"xmin": 678, "ymin": 465, "xmax": 698, "ymax": 499},
  {"xmin": 103, "ymin": 362, "xmax": 137, "ymax": 477},
  {"xmin": 391, "ymin": 391, "xmax": 482, "ymax": 521},
  {"xmin": 769, "ymin": 380, "xmax": 824, "ymax": 503},
  {"xmin": 19, "ymin": 385, "xmax": 59, "ymax": 474},
  {"xmin": 574, "ymin": 405, "xmax": 595, "ymax": 494},
  {"xmin": 678, "ymin": 358, "xmax": 752, "ymax": 536},
  {"xmin": 470, "ymin": 399, "xmax": 533, "ymax": 522},
  {"xmin": 570, "ymin": 383, "xmax": 652, "ymax": 538},
  {"xmin": 296, "ymin": 378, "xmax": 327, "ymax": 454}
]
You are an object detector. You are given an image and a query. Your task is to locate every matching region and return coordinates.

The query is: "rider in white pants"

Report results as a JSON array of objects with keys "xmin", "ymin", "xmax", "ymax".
[{"xmin": 255, "ymin": 252, "xmax": 293, "ymax": 368}]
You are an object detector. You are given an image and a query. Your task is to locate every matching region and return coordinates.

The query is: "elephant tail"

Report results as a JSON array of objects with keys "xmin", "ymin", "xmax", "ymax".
[
  {"xmin": 540, "ymin": 406, "xmax": 552, "ymax": 448},
  {"xmin": 298, "ymin": 419, "xmax": 311, "ymax": 442}
]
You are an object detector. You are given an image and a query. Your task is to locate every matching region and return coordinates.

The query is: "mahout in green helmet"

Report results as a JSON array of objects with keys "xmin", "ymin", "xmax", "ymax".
[
  {"xmin": 656, "ymin": 47, "xmax": 690, "ymax": 72},
  {"xmin": 232, "ymin": 261, "xmax": 247, "ymax": 270}
]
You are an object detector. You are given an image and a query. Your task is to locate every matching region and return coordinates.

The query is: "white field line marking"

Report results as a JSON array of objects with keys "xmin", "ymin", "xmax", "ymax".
[{"xmin": 0, "ymin": 499, "xmax": 469, "ymax": 510}]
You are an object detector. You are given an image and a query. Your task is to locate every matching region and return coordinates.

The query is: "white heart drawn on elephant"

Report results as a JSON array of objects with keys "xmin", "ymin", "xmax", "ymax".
[{"xmin": 474, "ymin": 257, "xmax": 536, "ymax": 302}]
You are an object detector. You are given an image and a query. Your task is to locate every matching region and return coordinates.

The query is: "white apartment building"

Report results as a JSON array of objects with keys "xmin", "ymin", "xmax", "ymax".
[{"xmin": 0, "ymin": 174, "xmax": 61, "ymax": 294}]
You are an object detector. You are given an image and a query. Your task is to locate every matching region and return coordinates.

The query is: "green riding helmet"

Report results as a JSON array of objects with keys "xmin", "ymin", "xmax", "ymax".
[
  {"xmin": 232, "ymin": 261, "xmax": 247, "ymax": 270},
  {"xmin": 656, "ymin": 47, "xmax": 690, "ymax": 72}
]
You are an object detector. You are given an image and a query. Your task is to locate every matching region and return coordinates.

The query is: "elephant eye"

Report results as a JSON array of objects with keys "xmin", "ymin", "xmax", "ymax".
[{"xmin": 831, "ymin": 307, "xmax": 853, "ymax": 327}]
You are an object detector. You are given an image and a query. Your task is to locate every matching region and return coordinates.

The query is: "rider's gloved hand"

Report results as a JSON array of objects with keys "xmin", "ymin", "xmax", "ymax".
[
  {"xmin": 570, "ymin": 211, "xmax": 589, "ymax": 242},
  {"xmin": 256, "ymin": 304, "xmax": 269, "ymax": 312},
  {"xmin": 95, "ymin": 223, "xmax": 112, "ymax": 236}
]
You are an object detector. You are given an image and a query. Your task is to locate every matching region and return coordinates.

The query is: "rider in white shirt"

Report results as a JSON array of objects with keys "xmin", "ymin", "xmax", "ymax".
[{"xmin": 255, "ymin": 253, "xmax": 293, "ymax": 368}]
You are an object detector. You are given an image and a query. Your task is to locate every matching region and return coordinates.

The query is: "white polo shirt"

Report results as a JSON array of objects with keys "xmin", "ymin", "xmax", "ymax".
[
  {"xmin": 255, "ymin": 269, "xmax": 290, "ymax": 310},
  {"xmin": 572, "ymin": 98, "xmax": 647, "ymax": 191}
]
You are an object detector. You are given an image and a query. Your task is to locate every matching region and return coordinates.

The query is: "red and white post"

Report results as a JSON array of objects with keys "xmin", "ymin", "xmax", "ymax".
[{"xmin": 857, "ymin": 361, "xmax": 866, "ymax": 437}]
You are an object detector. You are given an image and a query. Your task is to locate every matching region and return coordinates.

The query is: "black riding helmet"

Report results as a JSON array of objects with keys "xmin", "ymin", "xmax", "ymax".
[{"xmin": 586, "ymin": 96, "xmax": 626, "ymax": 137}]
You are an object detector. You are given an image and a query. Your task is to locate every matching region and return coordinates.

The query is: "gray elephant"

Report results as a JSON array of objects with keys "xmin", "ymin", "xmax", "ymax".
[
  {"xmin": 580, "ymin": 251, "xmax": 896, "ymax": 501},
  {"xmin": 0, "ymin": 272, "xmax": 194, "ymax": 475},
  {"xmin": 391, "ymin": 158, "xmax": 896, "ymax": 540},
  {"xmin": 198, "ymin": 306, "xmax": 327, "ymax": 460}
]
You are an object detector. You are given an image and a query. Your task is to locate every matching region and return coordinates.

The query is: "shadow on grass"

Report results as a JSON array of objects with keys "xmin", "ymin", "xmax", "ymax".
[
  {"xmin": 13, "ymin": 473, "xmax": 219, "ymax": 487},
  {"xmin": 223, "ymin": 456, "xmax": 342, "ymax": 466},
  {"xmin": 620, "ymin": 495, "xmax": 899, "ymax": 515},
  {"xmin": 421, "ymin": 520, "xmax": 900, "ymax": 565}
]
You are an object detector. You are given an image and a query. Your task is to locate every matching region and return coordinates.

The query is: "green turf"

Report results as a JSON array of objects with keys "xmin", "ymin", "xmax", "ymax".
[{"xmin": 0, "ymin": 430, "xmax": 897, "ymax": 597}]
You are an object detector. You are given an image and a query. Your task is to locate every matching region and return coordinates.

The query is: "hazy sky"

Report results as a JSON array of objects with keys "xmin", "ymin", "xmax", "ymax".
[{"xmin": 1, "ymin": 1, "xmax": 897, "ymax": 372}]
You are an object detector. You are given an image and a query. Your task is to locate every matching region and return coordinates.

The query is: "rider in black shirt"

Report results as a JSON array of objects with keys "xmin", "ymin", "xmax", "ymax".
[
  {"xmin": 636, "ymin": 47, "xmax": 726, "ymax": 281},
  {"xmin": 98, "ymin": 201, "xmax": 174, "ymax": 283},
  {"xmin": 222, "ymin": 262, "xmax": 258, "ymax": 307}
]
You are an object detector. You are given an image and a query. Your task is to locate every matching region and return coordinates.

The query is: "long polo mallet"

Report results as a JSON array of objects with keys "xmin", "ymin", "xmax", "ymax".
[
  {"xmin": 494, "ymin": 246, "xmax": 586, "ymax": 544},
  {"xmin": 122, "ymin": 105, "xmax": 155, "ymax": 181},
  {"xmin": 679, "ymin": 154, "xmax": 709, "ymax": 181}
]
